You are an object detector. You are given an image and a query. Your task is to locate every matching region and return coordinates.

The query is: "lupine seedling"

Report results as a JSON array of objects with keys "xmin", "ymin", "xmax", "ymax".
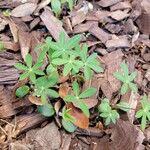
[
  {"xmin": 78, "ymin": 44, "xmax": 103, "ymax": 80},
  {"xmin": 114, "ymin": 62, "xmax": 138, "ymax": 95},
  {"xmin": 135, "ymin": 94, "xmax": 150, "ymax": 130},
  {"xmin": 51, "ymin": 0, "xmax": 74, "ymax": 17},
  {"xmin": 15, "ymin": 54, "xmax": 45, "ymax": 83},
  {"xmin": 64, "ymin": 81, "xmax": 96, "ymax": 117},
  {"xmin": 33, "ymin": 76, "xmax": 59, "ymax": 103},
  {"xmin": 61, "ymin": 107, "xmax": 77, "ymax": 132},
  {"xmin": 98, "ymin": 98, "xmax": 130, "ymax": 125}
]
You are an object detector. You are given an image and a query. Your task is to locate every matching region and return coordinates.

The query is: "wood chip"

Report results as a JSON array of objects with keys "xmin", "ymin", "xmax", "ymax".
[
  {"xmin": 40, "ymin": 8, "xmax": 69, "ymax": 41},
  {"xmin": 110, "ymin": 1, "xmax": 132, "ymax": 11},
  {"xmin": 74, "ymin": 21, "xmax": 98, "ymax": 34},
  {"xmin": 18, "ymin": 30, "xmax": 31, "ymax": 60},
  {"xmin": 11, "ymin": 3, "xmax": 37, "ymax": 17},
  {"xmin": 89, "ymin": 24, "xmax": 110, "ymax": 44},
  {"xmin": 97, "ymin": 0, "xmax": 121, "ymax": 7},
  {"xmin": 106, "ymin": 36, "xmax": 131, "ymax": 49},
  {"xmin": 109, "ymin": 10, "xmax": 130, "ymax": 21}
]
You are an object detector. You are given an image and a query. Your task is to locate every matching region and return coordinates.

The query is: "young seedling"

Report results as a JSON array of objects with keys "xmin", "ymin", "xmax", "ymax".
[
  {"xmin": 51, "ymin": 0, "xmax": 74, "ymax": 17},
  {"xmin": 3, "ymin": 9, "xmax": 11, "ymax": 17},
  {"xmin": 61, "ymin": 106, "xmax": 77, "ymax": 132},
  {"xmin": 135, "ymin": 94, "xmax": 150, "ymax": 130},
  {"xmin": 98, "ymin": 98, "xmax": 130, "ymax": 125},
  {"xmin": 78, "ymin": 44, "xmax": 103, "ymax": 80},
  {"xmin": 52, "ymin": 54, "xmax": 83, "ymax": 76},
  {"xmin": 114, "ymin": 62, "xmax": 138, "ymax": 95},
  {"xmin": 33, "ymin": 76, "xmax": 59, "ymax": 104},
  {"xmin": 15, "ymin": 54, "xmax": 45, "ymax": 83},
  {"xmin": 64, "ymin": 81, "xmax": 96, "ymax": 117},
  {"xmin": 50, "ymin": 32, "xmax": 81, "ymax": 59}
]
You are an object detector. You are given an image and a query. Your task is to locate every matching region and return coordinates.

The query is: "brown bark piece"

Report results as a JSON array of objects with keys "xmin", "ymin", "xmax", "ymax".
[
  {"xmin": 97, "ymin": 0, "xmax": 121, "ymax": 7},
  {"xmin": 11, "ymin": 3, "xmax": 37, "ymax": 17},
  {"xmin": 40, "ymin": 8, "xmax": 69, "ymax": 41},
  {"xmin": 89, "ymin": 24, "xmax": 110, "ymax": 44}
]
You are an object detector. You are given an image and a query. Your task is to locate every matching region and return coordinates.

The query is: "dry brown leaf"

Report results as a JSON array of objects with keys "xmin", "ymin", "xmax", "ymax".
[
  {"xmin": 28, "ymin": 95, "xmax": 42, "ymax": 105},
  {"xmin": 54, "ymin": 100, "xmax": 62, "ymax": 114},
  {"xmin": 3, "ymin": 41, "xmax": 19, "ymax": 51},
  {"xmin": 67, "ymin": 104, "xmax": 89, "ymax": 129},
  {"xmin": 59, "ymin": 83, "xmax": 71, "ymax": 99},
  {"xmin": 11, "ymin": 3, "xmax": 37, "ymax": 17},
  {"xmin": 109, "ymin": 119, "xmax": 145, "ymax": 150},
  {"xmin": 18, "ymin": 30, "xmax": 31, "ymax": 60},
  {"xmin": 8, "ymin": 20, "xmax": 19, "ymax": 43}
]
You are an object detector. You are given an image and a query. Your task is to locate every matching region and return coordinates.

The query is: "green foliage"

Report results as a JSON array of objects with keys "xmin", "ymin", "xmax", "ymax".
[
  {"xmin": 61, "ymin": 107, "xmax": 77, "ymax": 132},
  {"xmin": 114, "ymin": 62, "xmax": 138, "ymax": 95},
  {"xmin": 135, "ymin": 94, "xmax": 150, "ymax": 130},
  {"xmin": 51, "ymin": 0, "xmax": 74, "ymax": 16},
  {"xmin": 15, "ymin": 54, "xmax": 45, "ymax": 83},
  {"xmin": 15, "ymin": 32, "xmax": 103, "ymax": 132},
  {"xmin": 98, "ymin": 99, "xmax": 130, "ymax": 125},
  {"xmin": 78, "ymin": 44, "xmax": 103, "ymax": 80},
  {"xmin": 33, "ymin": 76, "xmax": 59, "ymax": 103},
  {"xmin": 0, "ymin": 42, "xmax": 5, "ymax": 51},
  {"xmin": 38, "ymin": 104, "xmax": 55, "ymax": 117},
  {"xmin": 64, "ymin": 81, "xmax": 96, "ymax": 117},
  {"xmin": 16, "ymin": 85, "xmax": 30, "ymax": 98}
]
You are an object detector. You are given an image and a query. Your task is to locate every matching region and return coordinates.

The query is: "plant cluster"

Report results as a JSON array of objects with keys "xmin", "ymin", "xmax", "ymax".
[
  {"xmin": 15, "ymin": 32, "xmax": 150, "ymax": 132},
  {"xmin": 15, "ymin": 32, "xmax": 103, "ymax": 132}
]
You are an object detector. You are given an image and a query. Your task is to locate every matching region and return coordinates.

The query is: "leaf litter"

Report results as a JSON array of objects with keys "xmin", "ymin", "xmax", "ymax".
[{"xmin": 0, "ymin": 0, "xmax": 150, "ymax": 149}]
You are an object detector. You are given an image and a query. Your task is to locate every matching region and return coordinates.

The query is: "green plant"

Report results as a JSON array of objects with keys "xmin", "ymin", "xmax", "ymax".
[
  {"xmin": 14, "ymin": 54, "xmax": 45, "ymax": 83},
  {"xmin": 135, "ymin": 94, "xmax": 150, "ymax": 130},
  {"xmin": 98, "ymin": 98, "xmax": 130, "ymax": 125},
  {"xmin": 61, "ymin": 107, "xmax": 77, "ymax": 132},
  {"xmin": 51, "ymin": 0, "xmax": 74, "ymax": 17},
  {"xmin": 78, "ymin": 44, "xmax": 103, "ymax": 80},
  {"xmin": 114, "ymin": 62, "xmax": 138, "ymax": 95},
  {"xmin": 64, "ymin": 81, "xmax": 96, "ymax": 117},
  {"xmin": 15, "ymin": 32, "xmax": 103, "ymax": 132},
  {"xmin": 33, "ymin": 76, "xmax": 59, "ymax": 103}
]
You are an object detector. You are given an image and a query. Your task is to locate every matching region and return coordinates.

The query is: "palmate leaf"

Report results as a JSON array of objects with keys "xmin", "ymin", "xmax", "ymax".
[
  {"xmin": 121, "ymin": 62, "xmax": 129, "ymax": 77},
  {"xmin": 72, "ymin": 81, "xmax": 80, "ymax": 96},
  {"xmin": 64, "ymin": 95, "xmax": 76, "ymax": 102},
  {"xmin": 63, "ymin": 63, "xmax": 72, "ymax": 76},
  {"xmin": 15, "ymin": 63, "xmax": 28, "ymax": 70},
  {"xmin": 116, "ymin": 101, "xmax": 130, "ymax": 112},
  {"xmin": 51, "ymin": 0, "xmax": 61, "ymax": 17},
  {"xmin": 66, "ymin": 34, "xmax": 81, "ymax": 50},
  {"xmin": 129, "ymin": 83, "xmax": 138, "ymax": 93},
  {"xmin": 120, "ymin": 83, "xmax": 128, "ymax": 95},
  {"xmin": 79, "ymin": 88, "xmax": 96, "ymax": 99},
  {"xmin": 141, "ymin": 114, "xmax": 147, "ymax": 130},
  {"xmin": 62, "ymin": 119, "xmax": 77, "ymax": 133},
  {"xmin": 38, "ymin": 104, "xmax": 55, "ymax": 117},
  {"xmin": 46, "ymin": 89, "xmax": 59, "ymax": 98},
  {"xmin": 16, "ymin": 85, "xmax": 30, "ymax": 98},
  {"xmin": 78, "ymin": 100, "xmax": 90, "ymax": 117},
  {"xmin": 135, "ymin": 109, "xmax": 143, "ymax": 118},
  {"xmin": 129, "ymin": 71, "xmax": 137, "ymax": 81},
  {"xmin": 25, "ymin": 54, "xmax": 32, "ymax": 68},
  {"xmin": 113, "ymin": 72, "xmax": 125, "ymax": 82},
  {"xmin": 19, "ymin": 72, "xmax": 29, "ymax": 80},
  {"xmin": 84, "ymin": 66, "xmax": 93, "ymax": 80}
]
